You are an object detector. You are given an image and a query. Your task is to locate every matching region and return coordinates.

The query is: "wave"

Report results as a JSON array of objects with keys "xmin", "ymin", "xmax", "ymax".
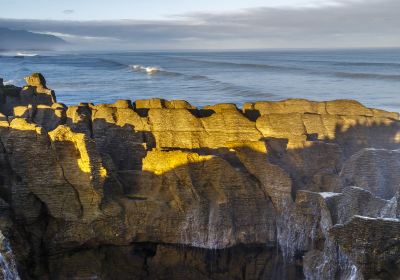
[
  {"xmin": 181, "ymin": 74, "xmax": 276, "ymax": 98},
  {"xmin": 130, "ymin": 64, "xmax": 164, "ymax": 75},
  {"xmin": 166, "ymin": 56, "xmax": 302, "ymax": 72},
  {"xmin": 130, "ymin": 63, "xmax": 231, "ymax": 84},
  {"xmin": 333, "ymin": 61, "xmax": 400, "ymax": 68},
  {"xmin": 128, "ymin": 63, "xmax": 274, "ymax": 98},
  {"xmin": 97, "ymin": 58, "xmax": 127, "ymax": 68},
  {"xmin": 335, "ymin": 72, "xmax": 400, "ymax": 81},
  {"xmin": 16, "ymin": 52, "xmax": 38, "ymax": 57},
  {"xmin": 129, "ymin": 64, "xmax": 192, "ymax": 77},
  {"xmin": 283, "ymin": 59, "xmax": 400, "ymax": 68}
]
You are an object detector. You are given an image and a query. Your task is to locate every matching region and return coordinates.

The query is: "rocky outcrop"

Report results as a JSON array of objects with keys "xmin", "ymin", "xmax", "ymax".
[
  {"xmin": 0, "ymin": 73, "xmax": 56, "ymax": 117},
  {"xmin": 0, "ymin": 74, "xmax": 399, "ymax": 279}
]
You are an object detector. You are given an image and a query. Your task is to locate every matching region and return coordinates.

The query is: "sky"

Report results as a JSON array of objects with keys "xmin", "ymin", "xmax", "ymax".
[
  {"xmin": 0, "ymin": 0, "xmax": 399, "ymax": 50},
  {"xmin": 0, "ymin": 0, "xmax": 350, "ymax": 20}
]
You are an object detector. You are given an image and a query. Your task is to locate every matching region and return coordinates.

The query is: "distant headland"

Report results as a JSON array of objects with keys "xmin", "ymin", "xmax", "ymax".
[{"xmin": 0, "ymin": 27, "xmax": 66, "ymax": 51}]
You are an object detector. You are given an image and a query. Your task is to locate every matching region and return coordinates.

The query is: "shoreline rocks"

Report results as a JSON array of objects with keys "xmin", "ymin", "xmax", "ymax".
[{"xmin": 0, "ymin": 73, "xmax": 399, "ymax": 279}]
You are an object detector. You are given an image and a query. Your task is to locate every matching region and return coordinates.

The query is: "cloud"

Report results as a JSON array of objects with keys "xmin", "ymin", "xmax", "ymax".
[
  {"xmin": 0, "ymin": 0, "xmax": 399, "ymax": 50},
  {"xmin": 37, "ymin": 31, "xmax": 122, "ymax": 45},
  {"xmin": 62, "ymin": 9, "xmax": 75, "ymax": 15}
]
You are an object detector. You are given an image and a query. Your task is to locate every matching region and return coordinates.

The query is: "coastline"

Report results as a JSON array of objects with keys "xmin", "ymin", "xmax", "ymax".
[
  {"xmin": 0, "ymin": 74, "xmax": 399, "ymax": 279},
  {"xmin": 2, "ymin": 49, "xmax": 400, "ymax": 113}
]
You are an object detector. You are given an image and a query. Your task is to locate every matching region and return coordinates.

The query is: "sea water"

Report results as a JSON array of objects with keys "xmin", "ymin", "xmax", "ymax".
[{"xmin": 1, "ymin": 48, "xmax": 399, "ymax": 112}]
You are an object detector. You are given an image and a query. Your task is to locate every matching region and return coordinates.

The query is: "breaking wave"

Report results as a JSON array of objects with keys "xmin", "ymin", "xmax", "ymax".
[
  {"xmin": 128, "ymin": 64, "xmax": 274, "ymax": 97},
  {"xmin": 16, "ymin": 52, "xmax": 38, "ymax": 57},
  {"xmin": 130, "ymin": 64, "xmax": 163, "ymax": 75}
]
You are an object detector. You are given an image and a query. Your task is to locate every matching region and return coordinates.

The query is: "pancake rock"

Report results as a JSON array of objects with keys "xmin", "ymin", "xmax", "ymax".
[{"xmin": 0, "ymin": 73, "xmax": 399, "ymax": 279}]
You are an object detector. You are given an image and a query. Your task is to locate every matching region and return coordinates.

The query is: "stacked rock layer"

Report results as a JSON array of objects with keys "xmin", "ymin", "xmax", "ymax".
[{"xmin": 0, "ymin": 74, "xmax": 399, "ymax": 279}]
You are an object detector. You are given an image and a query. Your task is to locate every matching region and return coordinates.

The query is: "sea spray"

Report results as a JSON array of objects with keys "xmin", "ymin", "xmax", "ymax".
[
  {"xmin": 179, "ymin": 203, "xmax": 232, "ymax": 249},
  {"xmin": 0, "ymin": 232, "xmax": 20, "ymax": 280},
  {"xmin": 338, "ymin": 252, "xmax": 363, "ymax": 280},
  {"xmin": 379, "ymin": 195, "xmax": 398, "ymax": 219},
  {"xmin": 276, "ymin": 193, "xmax": 320, "ymax": 263},
  {"xmin": 276, "ymin": 191, "xmax": 363, "ymax": 279}
]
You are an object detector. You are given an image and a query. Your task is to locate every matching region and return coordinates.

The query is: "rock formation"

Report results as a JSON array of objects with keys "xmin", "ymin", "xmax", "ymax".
[{"xmin": 0, "ymin": 73, "xmax": 399, "ymax": 279}]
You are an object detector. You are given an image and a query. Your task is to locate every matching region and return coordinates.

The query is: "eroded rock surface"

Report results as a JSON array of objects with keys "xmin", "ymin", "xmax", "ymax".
[{"xmin": 0, "ymin": 74, "xmax": 399, "ymax": 279}]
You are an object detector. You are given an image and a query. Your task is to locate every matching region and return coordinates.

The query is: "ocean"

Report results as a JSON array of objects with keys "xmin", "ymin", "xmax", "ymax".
[{"xmin": 1, "ymin": 49, "xmax": 400, "ymax": 112}]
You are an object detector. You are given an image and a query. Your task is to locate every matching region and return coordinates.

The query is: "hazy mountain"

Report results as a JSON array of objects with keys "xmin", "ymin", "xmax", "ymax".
[{"xmin": 0, "ymin": 27, "xmax": 66, "ymax": 51}]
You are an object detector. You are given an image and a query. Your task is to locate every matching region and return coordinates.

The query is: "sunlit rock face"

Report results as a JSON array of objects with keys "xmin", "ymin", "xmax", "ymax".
[{"xmin": 0, "ymin": 73, "xmax": 399, "ymax": 279}]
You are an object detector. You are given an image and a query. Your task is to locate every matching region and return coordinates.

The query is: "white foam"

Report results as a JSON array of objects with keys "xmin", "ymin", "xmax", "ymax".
[
  {"xmin": 319, "ymin": 192, "xmax": 342, "ymax": 199},
  {"xmin": 380, "ymin": 195, "xmax": 398, "ymax": 219},
  {"xmin": 354, "ymin": 215, "xmax": 399, "ymax": 222},
  {"xmin": 3, "ymin": 80, "xmax": 14, "ymax": 86},
  {"xmin": 16, "ymin": 52, "xmax": 38, "ymax": 57},
  {"xmin": 130, "ymin": 64, "xmax": 162, "ymax": 75}
]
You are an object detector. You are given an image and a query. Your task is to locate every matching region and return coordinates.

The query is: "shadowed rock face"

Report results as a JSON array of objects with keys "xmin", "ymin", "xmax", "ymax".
[{"xmin": 0, "ymin": 73, "xmax": 399, "ymax": 279}]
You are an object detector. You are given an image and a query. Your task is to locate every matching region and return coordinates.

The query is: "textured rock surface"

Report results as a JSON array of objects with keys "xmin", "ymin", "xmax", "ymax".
[
  {"xmin": 331, "ymin": 216, "xmax": 400, "ymax": 279},
  {"xmin": 0, "ymin": 74, "xmax": 399, "ymax": 279},
  {"xmin": 340, "ymin": 148, "xmax": 400, "ymax": 199}
]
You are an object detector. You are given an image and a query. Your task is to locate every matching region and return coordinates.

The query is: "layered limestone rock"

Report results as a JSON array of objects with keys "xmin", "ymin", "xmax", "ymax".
[
  {"xmin": 331, "ymin": 216, "xmax": 400, "ymax": 279},
  {"xmin": 23, "ymin": 73, "xmax": 56, "ymax": 104},
  {"xmin": 0, "ymin": 74, "xmax": 399, "ymax": 279},
  {"xmin": 340, "ymin": 148, "xmax": 400, "ymax": 199},
  {"xmin": 0, "ymin": 73, "xmax": 56, "ymax": 117}
]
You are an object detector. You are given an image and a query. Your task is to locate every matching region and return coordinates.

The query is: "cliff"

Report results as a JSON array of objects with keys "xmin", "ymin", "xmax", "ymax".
[{"xmin": 0, "ymin": 74, "xmax": 399, "ymax": 279}]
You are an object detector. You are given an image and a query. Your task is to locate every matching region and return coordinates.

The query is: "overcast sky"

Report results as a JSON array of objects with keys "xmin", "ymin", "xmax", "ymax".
[{"xmin": 0, "ymin": 0, "xmax": 399, "ymax": 50}]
